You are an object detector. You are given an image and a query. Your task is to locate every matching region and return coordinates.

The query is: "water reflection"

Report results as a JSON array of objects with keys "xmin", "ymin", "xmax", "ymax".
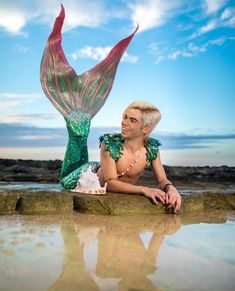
[
  {"xmin": 49, "ymin": 215, "xmax": 181, "ymax": 291},
  {"xmin": 1, "ymin": 213, "xmax": 234, "ymax": 291}
]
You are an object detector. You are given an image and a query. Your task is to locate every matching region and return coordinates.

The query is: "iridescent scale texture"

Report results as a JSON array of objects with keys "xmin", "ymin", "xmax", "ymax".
[{"xmin": 40, "ymin": 5, "xmax": 138, "ymax": 189}]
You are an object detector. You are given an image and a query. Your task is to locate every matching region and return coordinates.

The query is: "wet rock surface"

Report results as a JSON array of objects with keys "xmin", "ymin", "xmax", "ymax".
[
  {"xmin": 0, "ymin": 159, "xmax": 235, "ymax": 182},
  {"xmin": 0, "ymin": 183, "xmax": 234, "ymax": 215}
]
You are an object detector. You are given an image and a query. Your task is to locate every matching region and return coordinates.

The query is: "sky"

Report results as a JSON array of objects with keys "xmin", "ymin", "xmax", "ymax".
[{"xmin": 0, "ymin": 0, "xmax": 235, "ymax": 165}]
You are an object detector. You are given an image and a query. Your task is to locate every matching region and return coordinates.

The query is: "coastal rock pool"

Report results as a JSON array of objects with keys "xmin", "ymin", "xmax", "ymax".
[{"xmin": 0, "ymin": 212, "xmax": 234, "ymax": 291}]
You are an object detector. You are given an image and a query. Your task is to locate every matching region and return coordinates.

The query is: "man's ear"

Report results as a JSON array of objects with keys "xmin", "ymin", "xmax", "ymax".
[{"xmin": 142, "ymin": 125, "xmax": 153, "ymax": 135}]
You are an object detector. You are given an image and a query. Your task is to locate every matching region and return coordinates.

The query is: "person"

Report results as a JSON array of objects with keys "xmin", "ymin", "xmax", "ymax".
[
  {"xmin": 40, "ymin": 5, "xmax": 138, "ymax": 190},
  {"xmin": 96, "ymin": 101, "xmax": 182, "ymax": 213},
  {"xmin": 40, "ymin": 6, "xmax": 181, "ymax": 213}
]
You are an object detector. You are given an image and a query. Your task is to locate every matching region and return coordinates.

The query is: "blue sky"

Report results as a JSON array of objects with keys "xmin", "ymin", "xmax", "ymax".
[{"xmin": 0, "ymin": 0, "xmax": 235, "ymax": 165}]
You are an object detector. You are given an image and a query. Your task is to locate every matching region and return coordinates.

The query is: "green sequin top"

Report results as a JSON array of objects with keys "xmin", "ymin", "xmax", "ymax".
[{"xmin": 99, "ymin": 133, "xmax": 161, "ymax": 163}]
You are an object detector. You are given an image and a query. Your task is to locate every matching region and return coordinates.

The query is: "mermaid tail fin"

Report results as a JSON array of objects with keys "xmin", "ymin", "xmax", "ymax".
[{"xmin": 40, "ymin": 4, "xmax": 138, "ymax": 119}]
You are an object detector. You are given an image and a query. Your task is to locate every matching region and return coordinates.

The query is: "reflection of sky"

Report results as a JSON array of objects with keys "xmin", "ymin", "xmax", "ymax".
[
  {"xmin": 1, "ymin": 124, "xmax": 235, "ymax": 165},
  {"xmin": 152, "ymin": 221, "xmax": 235, "ymax": 291},
  {"xmin": 0, "ymin": 218, "xmax": 64, "ymax": 291}
]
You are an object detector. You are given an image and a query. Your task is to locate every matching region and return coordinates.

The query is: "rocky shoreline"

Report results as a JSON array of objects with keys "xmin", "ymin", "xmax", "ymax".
[
  {"xmin": 1, "ymin": 159, "xmax": 235, "ymax": 215},
  {"xmin": 0, "ymin": 158, "xmax": 234, "ymax": 183}
]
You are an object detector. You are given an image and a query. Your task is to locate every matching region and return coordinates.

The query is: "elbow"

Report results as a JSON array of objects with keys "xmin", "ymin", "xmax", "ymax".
[{"xmin": 106, "ymin": 179, "xmax": 117, "ymax": 192}]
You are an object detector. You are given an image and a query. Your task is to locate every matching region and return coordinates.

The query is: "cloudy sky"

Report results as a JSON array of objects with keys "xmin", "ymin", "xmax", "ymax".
[{"xmin": 0, "ymin": 0, "xmax": 234, "ymax": 165}]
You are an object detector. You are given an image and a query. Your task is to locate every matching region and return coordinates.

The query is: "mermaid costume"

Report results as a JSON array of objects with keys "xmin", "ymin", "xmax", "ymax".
[{"xmin": 40, "ymin": 5, "xmax": 138, "ymax": 189}]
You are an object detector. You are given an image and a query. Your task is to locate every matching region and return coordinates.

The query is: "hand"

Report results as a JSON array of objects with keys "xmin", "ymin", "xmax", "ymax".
[
  {"xmin": 142, "ymin": 187, "xmax": 166, "ymax": 205},
  {"xmin": 165, "ymin": 185, "xmax": 182, "ymax": 213}
]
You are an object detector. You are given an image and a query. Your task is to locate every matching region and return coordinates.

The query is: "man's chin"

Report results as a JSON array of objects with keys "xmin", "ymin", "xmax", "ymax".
[{"xmin": 121, "ymin": 130, "xmax": 128, "ymax": 137}]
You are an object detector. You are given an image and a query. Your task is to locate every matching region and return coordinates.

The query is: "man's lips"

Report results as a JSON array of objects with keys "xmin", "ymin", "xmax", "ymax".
[{"xmin": 121, "ymin": 127, "xmax": 129, "ymax": 132}]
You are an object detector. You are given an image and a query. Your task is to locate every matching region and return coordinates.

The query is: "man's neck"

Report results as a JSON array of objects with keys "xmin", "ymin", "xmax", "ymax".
[{"xmin": 124, "ymin": 136, "xmax": 145, "ymax": 153}]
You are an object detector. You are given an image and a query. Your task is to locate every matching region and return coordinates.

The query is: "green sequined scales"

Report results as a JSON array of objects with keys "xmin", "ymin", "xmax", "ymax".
[{"xmin": 60, "ymin": 110, "xmax": 91, "ymax": 189}]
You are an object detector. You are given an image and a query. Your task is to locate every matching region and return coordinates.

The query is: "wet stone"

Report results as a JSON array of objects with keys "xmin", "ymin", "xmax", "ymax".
[
  {"xmin": 19, "ymin": 191, "xmax": 73, "ymax": 214},
  {"xmin": 73, "ymin": 193, "xmax": 165, "ymax": 215},
  {"xmin": 0, "ymin": 184, "xmax": 235, "ymax": 215},
  {"xmin": 0, "ymin": 189, "xmax": 21, "ymax": 214}
]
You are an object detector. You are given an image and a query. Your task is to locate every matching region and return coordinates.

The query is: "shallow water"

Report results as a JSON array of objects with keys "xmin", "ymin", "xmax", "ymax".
[
  {"xmin": 0, "ymin": 212, "xmax": 235, "ymax": 291},
  {"xmin": 1, "ymin": 181, "xmax": 235, "ymax": 193}
]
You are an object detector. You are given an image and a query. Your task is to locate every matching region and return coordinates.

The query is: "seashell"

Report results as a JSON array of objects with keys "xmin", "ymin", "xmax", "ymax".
[{"xmin": 71, "ymin": 165, "xmax": 107, "ymax": 195}]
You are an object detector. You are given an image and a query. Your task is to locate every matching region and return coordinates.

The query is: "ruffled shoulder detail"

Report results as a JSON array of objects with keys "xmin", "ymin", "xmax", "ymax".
[
  {"xmin": 145, "ymin": 137, "xmax": 162, "ymax": 162},
  {"xmin": 99, "ymin": 133, "xmax": 124, "ymax": 161}
]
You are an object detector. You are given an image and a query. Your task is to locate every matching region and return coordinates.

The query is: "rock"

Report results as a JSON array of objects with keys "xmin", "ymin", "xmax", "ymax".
[
  {"xmin": 0, "ymin": 159, "xmax": 235, "ymax": 183},
  {"xmin": 0, "ymin": 159, "xmax": 61, "ymax": 182},
  {"xmin": 73, "ymin": 193, "xmax": 165, "ymax": 215},
  {"xmin": 0, "ymin": 189, "xmax": 20, "ymax": 214},
  {"xmin": 0, "ymin": 189, "xmax": 73, "ymax": 215},
  {"xmin": 0, "ymin": 186, "xmax": 234, "ymax": 215},
  {"xmin": 19, "ymin": 191, "xmax": 73, "ymax": 214}
]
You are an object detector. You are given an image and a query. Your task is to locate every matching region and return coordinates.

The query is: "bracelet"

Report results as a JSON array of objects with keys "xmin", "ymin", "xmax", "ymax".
[{"xmin": 163, "ymin": 183, "xmax": 173, "ymax": 192}]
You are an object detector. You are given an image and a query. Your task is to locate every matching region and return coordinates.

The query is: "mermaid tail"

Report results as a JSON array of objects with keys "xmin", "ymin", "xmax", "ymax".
[{"xmin": 40, "ymin": 4, "xmax": 138, "ymax": 189}]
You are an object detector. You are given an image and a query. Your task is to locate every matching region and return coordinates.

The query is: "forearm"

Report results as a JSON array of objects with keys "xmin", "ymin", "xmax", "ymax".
[
  {"xmin": 106, "ymin": 179, "xmax": 144, "ymax": 195},
  {"xmin": 158, "ymin": 179, "xmax": 174, "ymax": 192}
]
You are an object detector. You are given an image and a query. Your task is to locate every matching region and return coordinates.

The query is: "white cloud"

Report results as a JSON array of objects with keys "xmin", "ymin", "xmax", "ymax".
[
  {"xmin": 17, "ymin": 135, "xmax": 55, "ymax": 140},
  {"xmin": 190, "ymin": 6, "xmax": 235, "ymax": 39},
  {"xmin": 0, "ymin": 92, "xmax": 42, "ymax": 101},
  {"xmin": 128, "ymin": 0, "xmax": 186, "ymax": 32},
  {"xmin": 0, "ymin": 92, "xmax": 43, "ymax": 109},
  {"xmin": 71, "ymin": 46, "xmax": 138, "ymax": 63},
  {"xmin": 148, "ymin": 42, "xmax": 166, "ymax": 64},
  {"xmin": 3, "ymin": 114, "xmax": 55, "ymax": 123},
  {"xmin": 0, "ymin": 101, "xmax": 20, "ymax": 108},
  {"xmin": 0, "ymin": 0, "xmax": 123, "ymax": 35},
  {"xmin": 0, "ymin": 8, "xmax": 29, "ymax": 35},
  {"xmin": 209, "ymin": 36, "xmax": 226, "ymax": 45},
  {"xmin": 168, "ymin": 49, "xmax": 194, "ymax": 60},
  {"xmin": 150, "ymin": 35, "xmax": 235, "ymax": 63},
  {"xmin": 13, "ymin": 44, "xmax": 30, "ymax": 53},
  {"xmin": 226, "ymin": 15, "xmax": 235, "ymax": 27},
  {"xmin": 190, "ymin": 19, "xmax": 218, "ymax": 38},
  {"xmin": 0, "ymin": 92, "xmax": 42, "ymax": 99},
  {"xmin": 204, "ymin": 0, "xmax": 228, "ymax": 14},
  {"xmin": 221, "ymin": 7, "xmax": 235, "ymax": 20}
]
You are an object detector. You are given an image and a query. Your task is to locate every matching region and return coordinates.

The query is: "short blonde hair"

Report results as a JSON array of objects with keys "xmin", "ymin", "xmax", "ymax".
[{"xmin": 125, "ymin": 100, "xmax": 161, "ymax": 129}]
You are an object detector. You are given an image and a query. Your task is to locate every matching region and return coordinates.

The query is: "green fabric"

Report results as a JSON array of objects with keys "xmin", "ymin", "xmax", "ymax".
[
  {"xmin": 99, "ymin": 133, "xmax": 161, "ymax": 163},
  {"xmin": 60, "ymin": 110, "xmax": 91, "ymax": 189}
]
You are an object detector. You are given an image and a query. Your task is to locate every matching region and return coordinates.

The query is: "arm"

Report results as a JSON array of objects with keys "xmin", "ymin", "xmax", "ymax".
[
  {"xmin": 100, "ymin": 144, "xmax": 166, "ymax": 205},
  {"xmin": 152, "ymin": 152, "xmax": 182, "ymax": 213}
]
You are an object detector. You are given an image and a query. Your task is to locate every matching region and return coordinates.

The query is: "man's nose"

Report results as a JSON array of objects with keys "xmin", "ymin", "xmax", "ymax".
[{"xmin": 122, "ymin": 119, "xmax": 129, "ymax": 126}]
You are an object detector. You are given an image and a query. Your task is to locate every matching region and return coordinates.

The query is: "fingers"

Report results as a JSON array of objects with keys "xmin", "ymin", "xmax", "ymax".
[
  {"xmin": 151, "ymin": 196, "xmax": 158, "ymax": 205},
  {"xmin": 156, "ymin": 193, "xmax": 165, "ymax": 205},
  {"xmin": 168, "ymin": 193, "xmax": 176, "ymax": 205},
  {"xmin": 165, "ymin": 194, "xmax": 169, "ymax": 205},
  {"xmin": 166, "ymin": 194, "xmax": 176, "ymax": 208},
  {"xmin": 174, "ymin": 197, "xmax": 182, "ymax": 213},
  {"xmin": 165, "ymin": 193, "xmax": 182, "ymax": 214},
  {"xmin": 151, "ymin": 193, "xmax": 165, "ymax": 205}
]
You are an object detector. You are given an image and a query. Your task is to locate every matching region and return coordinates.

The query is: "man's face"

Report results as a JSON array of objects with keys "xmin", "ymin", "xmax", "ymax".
[{"xmin": 121, "ymin": 108, "xmax": 145, "ymax": 139}]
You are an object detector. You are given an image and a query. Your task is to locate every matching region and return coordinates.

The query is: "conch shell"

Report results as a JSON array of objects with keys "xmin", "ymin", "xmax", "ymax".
[{"xmin": 71, "ymin": 165, "xmax": 107, "ymax": 195}]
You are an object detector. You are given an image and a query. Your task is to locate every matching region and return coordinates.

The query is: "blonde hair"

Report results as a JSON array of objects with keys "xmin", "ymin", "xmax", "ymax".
[{"xmin": 125, "ymin": 100, "xmax": 161, "ymax": 129}]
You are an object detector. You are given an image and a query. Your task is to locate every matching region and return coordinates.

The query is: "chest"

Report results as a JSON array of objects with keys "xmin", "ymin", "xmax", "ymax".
[{"xmin": 116, "ymin": 148, "xmax": 148, "ymax": 178}]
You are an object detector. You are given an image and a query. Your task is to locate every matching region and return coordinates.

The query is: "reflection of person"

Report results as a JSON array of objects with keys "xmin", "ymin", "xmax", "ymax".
[
  {"xmin": 49, "ymin": 215, "xmax": 181, "ymax": 291},
  {"xmin": 97, "ymin": 101, "xmax": 182, "ymax": 213},
  {"xmin": 49, "ymin": 225, "xmax": 99, "ymax": 291},
  {"xmin": 86, "ymin": 215, "xmax": 181, "ymax": 290}
]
